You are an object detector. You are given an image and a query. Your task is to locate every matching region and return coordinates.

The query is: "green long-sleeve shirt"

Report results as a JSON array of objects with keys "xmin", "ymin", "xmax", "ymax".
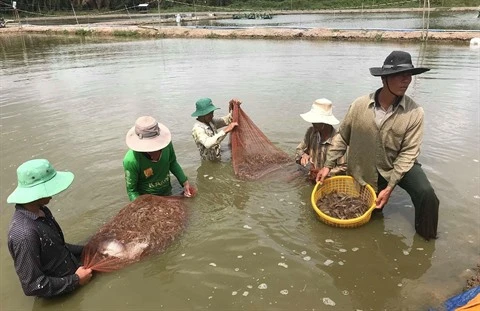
[
  {"xmin": 325, "ymin": 91, "xmax": 424, "ymax": 191},
  {"xmin": 123, "ymin": 142, "xmax": 188, "ymax": 201}
]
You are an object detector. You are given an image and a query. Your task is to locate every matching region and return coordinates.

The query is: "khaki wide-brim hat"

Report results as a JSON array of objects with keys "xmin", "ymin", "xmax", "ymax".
[
  {"xmin": 126, "ymin": 116, "xmax": 172, "ymax": 152},
  {"xmin": 300, "ymin": 98, "xmax": 339, "ymax": 125},
  {"xmin": 7, "ymin": 159, "xmax": 74, "ymax": 204}
]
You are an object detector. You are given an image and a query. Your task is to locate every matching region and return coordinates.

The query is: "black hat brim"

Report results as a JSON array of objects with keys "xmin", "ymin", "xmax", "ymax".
[{"xmin": 370, "ymin": 67, "xmax": 430, "ymax": 77}]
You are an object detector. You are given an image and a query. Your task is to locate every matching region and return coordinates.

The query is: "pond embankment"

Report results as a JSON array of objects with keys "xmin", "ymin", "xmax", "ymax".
[
  {"xmin": 1, "ymin": 24, "xmax": 479, "ymax": 43},
  {"xmin": 2, "ymin": 6, "xmax": 479, "ymax": 42}
]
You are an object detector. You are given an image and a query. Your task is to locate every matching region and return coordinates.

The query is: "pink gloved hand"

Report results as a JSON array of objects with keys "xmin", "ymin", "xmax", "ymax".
[{"xmin": 183, "ymin": 181, "xmax": 197, "ymax": 198}]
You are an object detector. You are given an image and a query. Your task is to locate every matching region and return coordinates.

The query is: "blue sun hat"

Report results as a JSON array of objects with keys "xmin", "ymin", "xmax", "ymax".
[
  {"xmin": 7, "ymin": 159, "xmax": 74, "ymax": 204},
  {"xmin": 191, "ymin": 98, "xmax": 220, "ymax": 117}
]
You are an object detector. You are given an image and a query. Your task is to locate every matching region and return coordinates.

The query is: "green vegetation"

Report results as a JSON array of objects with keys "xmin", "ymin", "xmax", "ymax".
[
  {"xmin": 1, "ymin": 0, "xmax": 477, "ymax": 17},
  {"xmin": 74, "ymin": 28, "xmax": 93, "ymax": 36},
  {"xmin": 112, "ymin": 30, "xmax": 140, "ymax": 37},
  {"xmin": 374, "ymin": 32, "xmax": 384, "ymax": 41},
  {"xmin": 205, "ymin": 32, "xmax": 220, "ymax": 38}
]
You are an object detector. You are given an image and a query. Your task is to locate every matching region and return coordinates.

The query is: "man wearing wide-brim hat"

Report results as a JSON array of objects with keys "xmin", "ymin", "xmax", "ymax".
[
  {"xmin": 316, "ymin": 50, "xmax": 439, "ymax": 240},
  {"xmin": 6, "ymin": 159, "xmax": 93, "ymax": 297},
  {"xmin": 295, "ymin": 98, "xmax": 347, "ymax": 181},
  {"xmin": 191, "ymin": 98, "xmax": 240, "ymax": 161},
  {"xmin": 123, "ymin": 116, "xmax": 195, "ymax": 201}
]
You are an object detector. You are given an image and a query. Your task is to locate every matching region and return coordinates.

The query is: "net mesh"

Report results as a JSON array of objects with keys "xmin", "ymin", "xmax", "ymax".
[
  {"xmin": 230, "ymin": 104, "xmax": 292, "ymax": 180},
  {"xmin": 81, "ymin": 194, "xmax": 188, "ymax": 272}
]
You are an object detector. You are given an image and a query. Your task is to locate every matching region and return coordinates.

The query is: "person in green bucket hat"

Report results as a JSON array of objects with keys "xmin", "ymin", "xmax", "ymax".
[
  {"xmin": 6, "ymin": 159, "xmax": 93, "ymax": 297},
  {"xmin": 191, "ymin": 97, "xmax": 240, "ymax": 161}
]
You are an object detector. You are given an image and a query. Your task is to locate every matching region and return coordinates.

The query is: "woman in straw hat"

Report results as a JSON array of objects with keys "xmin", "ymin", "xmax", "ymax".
[
  {"xmin": 316, "ymin": 50, "xmax": 439, "ymax": 240},
  {"xmin": 6, "ymin": 159, "xmax": 93, "ymax": 297},
  {"xmin": 124, "ymin": 116, "xmax": 195, "ymax": 201},
  {"xmin": 296, "ymin": 98, "xmax": 347, "ymax": 181},
  {"xmin": 191, "ymin": 98, "xmax": 240, "ymax": 161}
]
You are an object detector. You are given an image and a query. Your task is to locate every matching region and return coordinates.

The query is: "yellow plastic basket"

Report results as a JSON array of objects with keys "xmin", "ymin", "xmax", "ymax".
[{"xmin": 310, "ymin": 176, "xmax": 377, "ymax": 228}]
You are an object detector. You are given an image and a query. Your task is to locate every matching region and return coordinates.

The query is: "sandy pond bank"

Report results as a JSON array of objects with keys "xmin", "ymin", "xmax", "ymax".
[
  {"xmin": 2, "ymin": 6, "xmax": 479, "ymax": 42},
  {"xmin": 1, "ymin": 24, "xmax": 479, "ymax": 43}
]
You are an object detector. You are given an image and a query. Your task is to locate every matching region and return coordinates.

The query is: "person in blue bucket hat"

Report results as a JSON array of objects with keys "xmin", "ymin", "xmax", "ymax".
[
  {"xmin": 191, "ymin": 97, "xmax": 240, "ymax": 161},
  {"xmin": 316, "ymin": 50, "xmax": 439, "ymax": 241},
  {"xmin": 6, "ymin": 159, "xmax": 93, "ymax": 297}
]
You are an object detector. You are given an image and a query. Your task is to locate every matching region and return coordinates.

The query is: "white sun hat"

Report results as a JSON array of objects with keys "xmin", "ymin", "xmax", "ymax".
[
  {"xmin": 300, "ymin": 98, "xmax": 339, "ymax": 125},
  {"xmin": 126, "ymin": 116, "xmax": 172, "ymax": 152}
]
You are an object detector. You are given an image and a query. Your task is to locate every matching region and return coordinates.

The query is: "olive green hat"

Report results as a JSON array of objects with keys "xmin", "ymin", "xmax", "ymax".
[
  {"xmin": 191, "ymin": 98, "xmax": 220, "ymax": 117},
  {"xmin": 7, "ymin": 159, "xmax": 74, "ymax": 204}
]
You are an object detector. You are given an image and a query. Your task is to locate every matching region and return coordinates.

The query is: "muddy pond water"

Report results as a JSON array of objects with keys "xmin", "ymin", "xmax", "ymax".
[{"xmin": 0, "ymin": 35, "xmax": 479, "ymax": 310}]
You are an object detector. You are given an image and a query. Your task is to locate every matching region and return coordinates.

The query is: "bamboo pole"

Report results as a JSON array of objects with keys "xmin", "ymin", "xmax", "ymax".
[
  {"xmin": 70, "ymin": 0, "xmax": 79, "ymax": 25},
  {"xmin": 158, "ymin": 0, "xmax": 161, "ymax": 28}
]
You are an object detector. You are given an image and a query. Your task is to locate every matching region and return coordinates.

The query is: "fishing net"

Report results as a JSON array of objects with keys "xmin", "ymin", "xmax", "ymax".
[
  {"xmin": 230, "ymin": 104, "xmax": 292, "ymax": 180},
  {"xmin": 81, "ymin": 194, "xmax": 188, "ymax": 272}
]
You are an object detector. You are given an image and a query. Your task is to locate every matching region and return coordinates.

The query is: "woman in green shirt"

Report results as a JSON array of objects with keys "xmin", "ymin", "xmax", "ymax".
[{"xmin": 123, "ymin": 116, "xmax": 195, "ymax": 201}]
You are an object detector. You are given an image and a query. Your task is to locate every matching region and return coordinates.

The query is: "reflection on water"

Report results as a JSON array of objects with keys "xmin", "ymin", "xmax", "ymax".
[{"xmin": 0, "ymin": 35, "xmax": 479, "ymax": 310}]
